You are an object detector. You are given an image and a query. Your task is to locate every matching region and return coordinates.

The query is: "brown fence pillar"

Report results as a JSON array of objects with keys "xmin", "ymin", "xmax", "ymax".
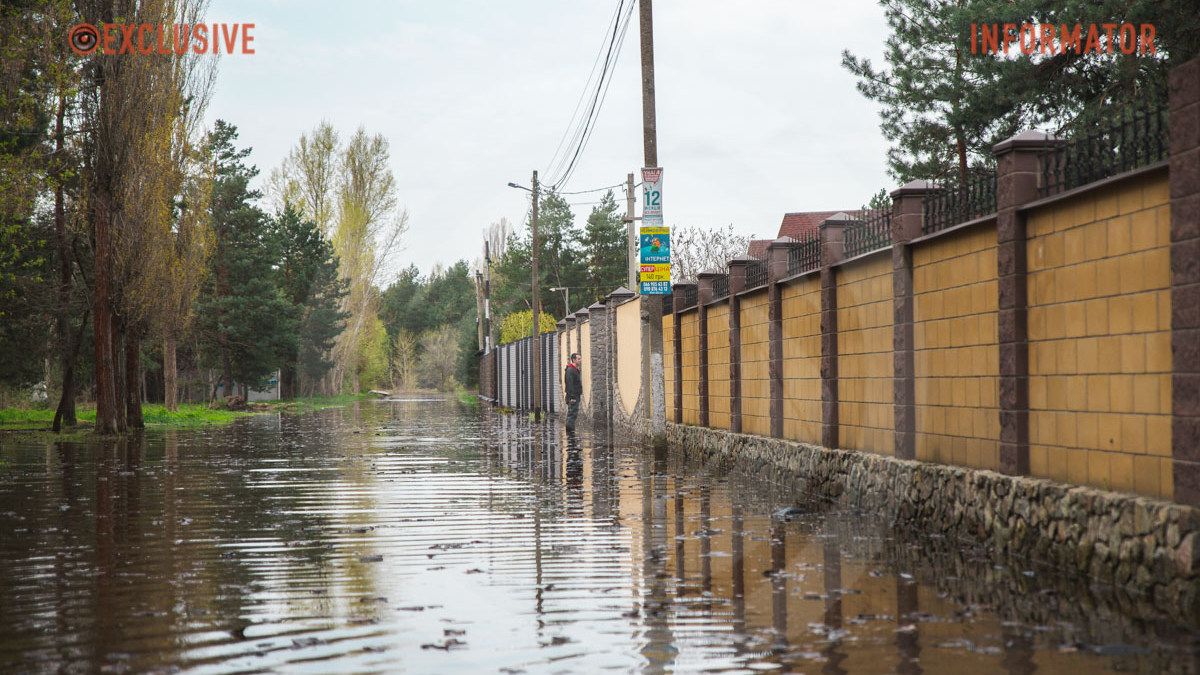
[
  {"xmin": 697, "ymin": 272, "xmax": 722, "ymax": 428},
  {"xmin": 673, "ymin": 282, "xmax": 696, "ymax": 424},
  {"xmin": 819, "ymin": 216, "xmax": 851, "ymax": 448},
  {"xmin": 1170, "ymin": 56, "xmax": 1200, "ymax": 505},
  {"xmin": 890, "ymin": 181, "xmax": 935, "ymax": 460},
  {"xmin": 993, "ymin": 130, "xmax": 1061, "ymax": 475},
  {"xmin": 766, "ymin": 238, "xmax": 797, "ymax": 439},
  {"xmin": 728, "ymin": 256, "xmax": 758, "ymax": 434}
]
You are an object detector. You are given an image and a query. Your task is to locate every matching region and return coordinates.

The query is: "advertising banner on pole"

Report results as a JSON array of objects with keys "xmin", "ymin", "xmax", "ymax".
[{"xmin": 639, "ymin": 167, "xmax": 670, "ymax": 295}]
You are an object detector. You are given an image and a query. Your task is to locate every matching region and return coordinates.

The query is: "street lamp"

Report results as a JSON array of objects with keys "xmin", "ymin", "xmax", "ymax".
[
  {"xmin": 508, "ymin": 175, "xmax": 542, "ymax": 419},
  {"xmin": 548, "ymin": 287, "xmax": 570, "ymax": 316}
]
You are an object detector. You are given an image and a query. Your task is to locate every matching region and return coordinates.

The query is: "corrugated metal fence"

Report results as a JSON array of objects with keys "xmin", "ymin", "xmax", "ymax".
[{"xmin": 485, "ymin": 333, "xmax": 559, "ymax": 413}]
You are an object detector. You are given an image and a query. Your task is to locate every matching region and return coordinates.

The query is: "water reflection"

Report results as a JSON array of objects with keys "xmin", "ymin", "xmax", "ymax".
[{"xmin": 0, "ymin": 400, "xmax": 1197, "ymax": 673}]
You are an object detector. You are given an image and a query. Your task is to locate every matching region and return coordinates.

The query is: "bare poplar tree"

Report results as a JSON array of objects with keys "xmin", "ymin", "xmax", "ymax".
[{"xmin": 670, "ymin": 224, "xmax": 752, "ymax": 282}]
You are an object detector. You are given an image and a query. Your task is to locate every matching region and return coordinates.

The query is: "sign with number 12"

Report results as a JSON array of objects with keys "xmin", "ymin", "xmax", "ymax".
[{"xmin": 639, "ymin": 167, "xmax": 670, "ymax": 295}]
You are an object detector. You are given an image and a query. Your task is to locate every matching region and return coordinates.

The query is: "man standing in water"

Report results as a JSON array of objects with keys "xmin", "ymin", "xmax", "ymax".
[{"xmin": 564, "ymin": 353, "xmax": 582, "ymax": 433}]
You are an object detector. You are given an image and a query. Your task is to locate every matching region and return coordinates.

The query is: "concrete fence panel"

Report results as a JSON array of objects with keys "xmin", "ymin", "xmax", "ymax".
[
  {"xmin": 707, "ymin": 300, "xmax": 732, "ymax": 430},
  {"xmin": 835, "ymin": 252, "xmax": 896, "ymax": 455},
  {"xmin": 1026, "ymin": 169, "xmax": 1173, "ymax": 499},
  {"xmin": 913, "ymin": 222, "xmax": 1001, "ymax": 470},
  {"xmin": 781, "ymin": 276, "xmax": 823, "ymax": 444},
  {"xmin": 739, "ymin": 288, "xmax": 771, "ymax": 436}
]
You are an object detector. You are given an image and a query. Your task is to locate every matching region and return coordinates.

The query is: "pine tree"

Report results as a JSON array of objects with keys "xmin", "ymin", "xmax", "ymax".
[
  {"xmin": 196, "ymin": 121, "xmax": 295, "ymax": 398},
  {"xmin": 272, "ymin": 204, "xmax": 348, "ymax": 397},
  {"xmin": 843, "ymin": 0, "xmax": 1199, "ymax": 184},
  {"xmin": 580, "ymin": 190, "xmax": 626, "ymax": 304}
]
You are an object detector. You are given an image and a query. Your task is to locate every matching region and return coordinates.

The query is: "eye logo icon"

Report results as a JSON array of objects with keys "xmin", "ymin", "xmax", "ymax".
[{"xmin": 69, "ymin": 24, "xmax": 99, "ymax": 55}]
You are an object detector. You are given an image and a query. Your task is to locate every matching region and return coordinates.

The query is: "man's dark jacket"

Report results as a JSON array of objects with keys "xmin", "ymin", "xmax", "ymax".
[{"xmin": 565, "ymin": 363, "xmax": 582, "ymax": 400}]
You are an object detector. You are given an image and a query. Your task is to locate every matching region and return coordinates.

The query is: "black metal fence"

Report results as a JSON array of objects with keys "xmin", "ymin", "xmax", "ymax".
[
  {"xmin": 844, "ymin": 208, "xmax": 893, "ymax": 258},
  {"xmin": 680, "ymin": 284, "xmax": 698, "ymax": 309},
  {"xmin": 712, "ymin": 275, "xmax": 729, "ymax": 300},
  {"xmin": 745, "ymin": 261, "xmax": 768, "ymax": 289},
  {"xmin": 922, "ymin": 171, "xmax": 997, "ymax": 234},
  {"xmin": 1041, "ymin": 100, "xmax": 1169, "ymax": 197},
  {"xmin": 787, "ymin": 232, "xmax": 821, "ymax": 276}
]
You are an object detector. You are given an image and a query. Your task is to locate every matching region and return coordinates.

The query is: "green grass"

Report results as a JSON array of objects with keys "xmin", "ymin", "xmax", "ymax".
[
  {"xmin": 0, "ymin": 393, "xmax": 369, "ymax": 439},
  {"xmin": 0, "ymin": 403, "xmax": 252, "ymax": 429},
  {"xmin": 455, "ymin": 389, "xmax": 480, "ymax": 408}
]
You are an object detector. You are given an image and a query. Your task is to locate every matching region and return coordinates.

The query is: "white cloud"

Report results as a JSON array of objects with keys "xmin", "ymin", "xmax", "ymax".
[{"xmin": 205, "ymin": 0, "xmax": 891, "ymax": 278}]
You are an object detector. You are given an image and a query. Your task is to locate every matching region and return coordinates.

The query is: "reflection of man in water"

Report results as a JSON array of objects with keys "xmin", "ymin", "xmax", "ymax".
[{"xmin": 564, "ymin": 352, "xmax": 582, "ymax": 433}]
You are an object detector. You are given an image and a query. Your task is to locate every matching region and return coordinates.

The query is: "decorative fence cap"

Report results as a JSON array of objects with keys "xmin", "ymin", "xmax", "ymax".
[
  {"xmin": 697, "ymin": 268, "xmax": 726, "ymax": 278},
  {"xmin": 728, "ymin": 255, "xmax": 762, "ymax": 264},
  {"xmin": 890, "ymin": 179, "xmax": 937, "ymax": 197},
  {"xmin": 993, "ymin": 129, "xmax": 1063, "ymax": 154},
  {"xmin": 820, "ymin": 212, "xmax": 858, "ymax": 226},
  {"xmin": 767, "ymin": 235, "xmax": 797, "ymax": 248},
  {"xmin": 587, "ymin": 301, "xmax": 607, "ymax": 311},
  {"xmin": 607, "ymin": 286, "xmax": 636, "ymax": 301}
]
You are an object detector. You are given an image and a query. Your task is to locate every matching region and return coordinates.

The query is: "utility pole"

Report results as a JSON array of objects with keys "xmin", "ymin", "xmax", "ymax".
[
  {"xmin": 625, "ymin": 172, "xmax": 637, "ymax": 291},
  {"xmin": 639, "ymin": 0, "xmax": 666, "ymax": 443},
  {"xmin": 639, "ymin": 0, "xmax": 658, "ymax": 166},
  {"xmin": 530, "ymin": 170, "xmax": 542, "ymax": 421}
]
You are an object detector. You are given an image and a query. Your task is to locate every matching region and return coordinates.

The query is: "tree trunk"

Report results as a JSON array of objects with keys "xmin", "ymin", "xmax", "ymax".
[
  {"xmin": 92, "ymin": 200, "xmax": 119, "ymax": 435},
  {"xmin": 52, "ymin": 94, "xmax": 76, "ymax": 432},
  {"xmin": 222, "ymin": 354, "xmax": 233, "ymax": 401},
  {"xmin": 112, "ymin": 315, "xmax": 127, "ymax": 432},
  {"xmin": 125, "ymin": 333, "xmax": 143, "ymax": 428},
  {"xmin": 280, "ymin": 361, "xmax": 295, "ymax": 400},
  {"xmin": 164, "ymin": 337, "xmax": 178, "ymax": 411}
]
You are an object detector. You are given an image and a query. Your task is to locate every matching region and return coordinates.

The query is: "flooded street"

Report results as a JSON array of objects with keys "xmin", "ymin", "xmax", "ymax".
[{"xmin": 1, "ymin": 398, "xmax": 1198, "ymax": 673}]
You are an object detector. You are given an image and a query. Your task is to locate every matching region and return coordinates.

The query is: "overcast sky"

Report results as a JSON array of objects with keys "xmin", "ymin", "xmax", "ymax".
[{"xmin": 205, "ymin": 0, "xmax": 891, "ymax": 279}]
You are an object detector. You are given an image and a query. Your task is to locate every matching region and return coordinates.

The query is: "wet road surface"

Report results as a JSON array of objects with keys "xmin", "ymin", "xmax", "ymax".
[{"xmin": 1, "ymin": 397, "xmax": 1198, "ymax": 673}]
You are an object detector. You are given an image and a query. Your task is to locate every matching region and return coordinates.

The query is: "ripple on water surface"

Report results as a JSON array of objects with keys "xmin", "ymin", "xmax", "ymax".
[{"xmin": 1, "ymin": 399, "xmax": 1198, "ymax": 673}]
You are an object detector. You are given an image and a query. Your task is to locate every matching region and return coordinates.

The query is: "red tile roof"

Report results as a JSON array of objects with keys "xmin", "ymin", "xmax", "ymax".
[
  {"xmin": 747, "ymin": 239, "xmax": 771, "ymax": 259},
  {"xmin": 777, "ymin": 211, "xmax": 847, "ymax": 239}
]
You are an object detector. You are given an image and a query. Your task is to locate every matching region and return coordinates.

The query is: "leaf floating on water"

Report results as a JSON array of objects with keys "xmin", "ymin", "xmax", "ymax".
[
  {"xmin": 291, "ymin": 637, "xmax": 324, "ymax": 648},
  {"xmin": 421, "ymin": 638, "xmax": 466, "ymax": 651}
]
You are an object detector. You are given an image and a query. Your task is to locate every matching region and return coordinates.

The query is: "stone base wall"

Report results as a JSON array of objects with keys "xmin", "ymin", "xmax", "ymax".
[{"xmin": 667, "ymin": 422, "xmax": 1200, "ymax": 621}]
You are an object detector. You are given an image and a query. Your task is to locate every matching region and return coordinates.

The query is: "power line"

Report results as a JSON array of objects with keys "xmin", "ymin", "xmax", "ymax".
[
  {"xmin": 556, "ymin": 181, "xmax": 625, "ymax": 195},
  {"xmin": 546, "ymin": 0, "xmax": 637, "ymax": 190},
  {"xmin": 552, "ymin": 0, "xmax": 637, "ymax": 190},
  {"xmin": 542, "ymin": 0, "xmax": 625, "ymax": 180},
  {"xmin": 545, "ymin": 0, "xmax": 626, "ymax": 185}
]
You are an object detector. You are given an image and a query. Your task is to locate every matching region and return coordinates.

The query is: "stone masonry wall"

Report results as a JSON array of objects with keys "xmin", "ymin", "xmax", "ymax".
[{"xmin": 667, "ymin": 422, "xmax": 1200, "ymax": 621}]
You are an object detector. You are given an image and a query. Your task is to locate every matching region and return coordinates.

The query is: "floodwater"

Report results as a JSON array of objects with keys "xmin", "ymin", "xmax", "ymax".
[{"xmin": 0, "ymin": 399, "xmax": 1198, "ymax": 674}]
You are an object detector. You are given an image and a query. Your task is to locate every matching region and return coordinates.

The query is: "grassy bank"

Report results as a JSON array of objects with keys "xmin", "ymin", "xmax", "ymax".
[
  {"xmin": 455, "ymin": 389, "xmax": 480, "ymax": 408},
  {"xmin": 0, "ymin": 393, "xmax": 371, "ymax": 439}
]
